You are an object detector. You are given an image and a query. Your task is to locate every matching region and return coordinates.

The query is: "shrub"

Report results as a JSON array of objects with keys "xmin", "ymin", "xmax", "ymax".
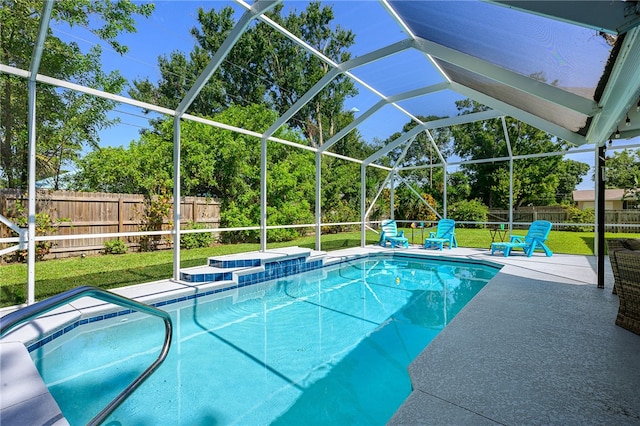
[
  {"xmin": 9, "ymin": 199, "xmax": 68, "ymax": 262},
  {"xmin": 565, "ymin": 206, "xmax": 594, "ymax": 231},
  {"xmin": 180, "ymin": 221, "xmax": 214, "ymax": 249},
  {"xmin": 448, "ymin": 199, "xmax": 488, "ymax": 228},
  {"xmin": 138, "ymin": 188, "xmax": 173, "ymax": 251},
  {"xmin": 322, "ymin": 200, "xmax": 358, "ymax": 234},
  {"xmin": 103, "ymin": 239, "xmax": 127, "ymax": 255}
]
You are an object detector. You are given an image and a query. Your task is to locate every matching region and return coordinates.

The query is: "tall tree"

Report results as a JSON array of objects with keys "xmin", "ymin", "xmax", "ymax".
[
  {"xmin": 450, "ymin": 99, "xmax": 587, "ymax": 209},
  {"xmin": 556, "ymin": 159, "xmax": 590, "ymax": 203},
  {"xmin": 0, "ymin": 0, "xmax": 154, "ymax": 189},
  {"xmin": 72, "ymin": 104, "xmax": 317, "ymax": 242},
  {"xmin": 605, "ymin": 148, "xmax": 640, "ymax": 201},
  {"xmin": 129, "ymin": 2, "xmax": 357, "ymax": 147},
  {"xmin": 380, "ymin": 116, "xmax": 452, "ymax": 208}
]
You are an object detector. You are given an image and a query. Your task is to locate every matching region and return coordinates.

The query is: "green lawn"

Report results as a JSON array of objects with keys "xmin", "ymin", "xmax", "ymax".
[{"xmin": 1, "ymin": 228, "xmax": 638, "ymax": 308}]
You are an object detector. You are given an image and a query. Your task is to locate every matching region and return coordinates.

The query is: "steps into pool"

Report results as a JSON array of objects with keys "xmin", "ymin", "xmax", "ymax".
[{"xmin": 179, "ymin": 247, "xmax": 327, "ymax": 288}]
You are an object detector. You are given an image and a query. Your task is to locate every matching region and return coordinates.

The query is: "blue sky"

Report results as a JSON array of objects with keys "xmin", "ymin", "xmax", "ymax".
[{"xmin": 50, "ymin": 0, "xmax": 640, "ymax": 191}]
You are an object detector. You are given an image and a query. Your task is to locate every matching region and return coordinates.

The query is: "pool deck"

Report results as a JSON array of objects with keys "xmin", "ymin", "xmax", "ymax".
[
  {"xmin": 388, "ymin": 246, "xmax": 640, "ymax": 425},
  {"xmin": 1, "ymin": 245, "xmax": 639, "ymax": 425}
]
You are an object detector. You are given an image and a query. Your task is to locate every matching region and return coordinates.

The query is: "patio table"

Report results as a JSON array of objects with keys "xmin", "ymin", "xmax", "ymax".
[{"xmin": 489, "ymin": 226, "xmax": 508, "ymax": 247}]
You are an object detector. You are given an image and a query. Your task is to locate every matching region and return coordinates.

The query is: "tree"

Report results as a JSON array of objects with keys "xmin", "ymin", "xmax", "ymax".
[
  {"xmin": 605, "ymin": 148, "xmax": 640, "ymax": 201},
  {"xmin": 556, "ymin": 159, "xmax": 590, "ymax": 203},
  {"xmin": 72, "ymin": 104, "xmax": 318, "ymax": 242},
  {"xmin": 375, "ymin": 116, "xmax": 452, "ymax": 211},
  {"xmin": 129, "ymin": 1, "xmax": 357, "ymax": 147},
  {"xmin": 446, "ymin": 171, "xmax": 471, "ymax": 204},
  {"xmin": 0, "ymin": 0, "xmax": 154, "ymax": 189},
  {"xmin": 450, "ymin": 99, "xmax": 587, "ymax": 208}
]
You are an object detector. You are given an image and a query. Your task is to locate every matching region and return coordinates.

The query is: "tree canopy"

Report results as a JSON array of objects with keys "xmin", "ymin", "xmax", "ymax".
[
  {"xmin": 129, "ymin": 1, "xmax": 357, "ymax": 148},
  {"xmin": 0, "ymin": 0, "xmax": 154, "ymax": 189},
  {"xmin": 450, "ymin": 99, "xmax": 589, "ymax": 209},
  {"xmin": 605, "ymin": 148, "xmax": 640, "ymax": 201}
]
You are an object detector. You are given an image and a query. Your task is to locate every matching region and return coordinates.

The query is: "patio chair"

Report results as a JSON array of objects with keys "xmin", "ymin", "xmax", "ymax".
[
  {"xmin": 424, "ymin": 219, "xmax": 457, "ymax": 250},
  {"xmin": 607, "ymin": 243, "xmax": 640, "ymax": 336},
  {"xmin": 379, "ymin": 219, "xmax": 409, "ymax": 248},
  {"xmin": 490, "ymin": 220, "xmax": 553, "ymax": 258}
]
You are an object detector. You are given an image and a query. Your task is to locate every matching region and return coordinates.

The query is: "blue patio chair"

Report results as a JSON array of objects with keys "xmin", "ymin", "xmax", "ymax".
[
  {"xmin": 424, "ymin": 219, "xmax": 457, "ymax": 250},
  {"xmin": 490, "ymin": 220, "xmax": 553, "ymax": 257},
  {"xmin": 379, "ymin": 219, "xmax": 409, "ymax": 248}
]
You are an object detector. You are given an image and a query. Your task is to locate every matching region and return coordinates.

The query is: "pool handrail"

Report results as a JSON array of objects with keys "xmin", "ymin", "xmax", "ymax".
[{"xmin": 0, "ymin": 285, "xmax": 173, "ymax": 426}]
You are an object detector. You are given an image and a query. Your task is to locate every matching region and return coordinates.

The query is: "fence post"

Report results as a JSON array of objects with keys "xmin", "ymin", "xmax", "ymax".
[{"xmin": 118, "ymin": 197, "xmax": 124, "ymax": 237}]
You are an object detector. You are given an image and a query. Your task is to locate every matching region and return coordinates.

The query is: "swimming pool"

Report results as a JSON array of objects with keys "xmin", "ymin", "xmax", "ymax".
[{"xmin": 30, "ymin": 254, "xmax": 499, "ymax": 425}]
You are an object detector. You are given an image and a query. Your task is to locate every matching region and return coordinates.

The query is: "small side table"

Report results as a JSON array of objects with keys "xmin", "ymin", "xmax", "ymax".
[{"xmin": 489, "ymin": 227, "xmax": 508, "ymax": 247}]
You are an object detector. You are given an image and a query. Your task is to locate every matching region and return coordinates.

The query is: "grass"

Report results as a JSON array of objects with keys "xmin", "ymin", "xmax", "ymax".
[{"xmin": 1, "ymin": 228, "xmax": 638, "ymax": 308}]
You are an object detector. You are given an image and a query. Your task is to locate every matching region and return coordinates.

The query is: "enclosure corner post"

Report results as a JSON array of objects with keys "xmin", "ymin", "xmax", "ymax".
[
  {"xmin": 172, "ymin": 116, "xmax": 181, "ymax": 281},
  {"xmin": 361, "ymin": 164, "xmax": 367, "ymax": 248},
  {"xmin": 261, "ymin": 137, "xmax": 267, "ymax": 252},
  {"xmin": 315, "ymin": 151, "xmax": 321, "ymax": 251},
  {"xmin": 596, "ymin": 145, "xmax": 606, "ymax": 289}
]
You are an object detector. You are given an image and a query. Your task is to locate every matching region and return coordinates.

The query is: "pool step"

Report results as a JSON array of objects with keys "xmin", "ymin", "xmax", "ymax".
[{"xmin": 180, "ymin": 247, "xmax": 327, "ymax": 286}]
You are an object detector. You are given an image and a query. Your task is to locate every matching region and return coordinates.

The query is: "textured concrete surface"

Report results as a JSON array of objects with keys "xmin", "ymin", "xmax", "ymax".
[
  {"xmin": 388, "ymin": 249, "xmax": 640, "ymax": 426},
  {"xmin": 0, "ymin": 342, "xmax": 68, "ymax": 426}
]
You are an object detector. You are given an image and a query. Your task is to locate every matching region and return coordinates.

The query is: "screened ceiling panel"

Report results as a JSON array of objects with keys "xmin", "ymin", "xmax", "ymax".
[
  {"xmin": 439, "ymin": 61, "xmax": 589, "ymax": 134},
  {"xmin": 389, "ymin": 0, "xmax": 614, "ymax": 101},
  {"xmin": 348, "ymin": 49, "xmax": 441, "ymax": 98},
  {"xmin": 329, "ymin": 1, "xmax": 407, "ymax": 57},
  {"xmin": 354, "ymin": 103, "xmax": 419, "ymax": 144},
  {"xmin": 395, "ymin": 90, "xmax": 467, "ymax": 121}
]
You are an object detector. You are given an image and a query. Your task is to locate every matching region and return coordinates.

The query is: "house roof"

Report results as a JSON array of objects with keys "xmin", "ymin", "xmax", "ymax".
[{"xmin": 572, "ymin": 189, "xmax": 633, "ymax": 202}]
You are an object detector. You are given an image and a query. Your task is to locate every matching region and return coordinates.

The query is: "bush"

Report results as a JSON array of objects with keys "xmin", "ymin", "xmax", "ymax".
[
  {"xmin": 103, "ymin": 239, "xmax": 127, "ymax": 255},
  {"xmin": 565, "ymin": 206, "xmax": 594, "ymax": 231},
  {"xmin": 448, "ymin": 199, "xmax": 488, "ymax": 228},
  {"xmin": 138, "ymin": 188, "xmax": 172, "ymax": 252},
  {"xmin": 9, "ymin": 199, "xmax": 68, "ymax": 262},
  {"xmin": 180, "ymin": 221, "xmax": 214, "ymax": 249}
]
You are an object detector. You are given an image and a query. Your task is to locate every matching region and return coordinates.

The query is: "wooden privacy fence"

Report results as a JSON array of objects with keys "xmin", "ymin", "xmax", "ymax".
[
  {"xmin": 488, "ymin": 207, "xmax": 640, "ymax": 231},
  {"xmin": 0, "ymin": 189, "xmax": 220, "ymax": 258},
  {"xmin": 488, "ymin": 207, "xmax": 568, "ymax": 225}
]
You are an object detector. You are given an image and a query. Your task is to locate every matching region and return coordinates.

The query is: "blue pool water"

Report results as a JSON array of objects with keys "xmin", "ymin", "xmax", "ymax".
[{"xmin": 31, "ymin": 255, "xmax": 498, "ymax": 425}]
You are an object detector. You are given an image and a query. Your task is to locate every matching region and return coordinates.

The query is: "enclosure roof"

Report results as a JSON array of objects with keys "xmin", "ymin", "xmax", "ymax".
[
  {"xmin": 5, "ymin": 0, "xmax": 640, "ymax": 167},
  {"xmin": 186, "ymin": 0, "xmax": 640, "ymax": 161}
]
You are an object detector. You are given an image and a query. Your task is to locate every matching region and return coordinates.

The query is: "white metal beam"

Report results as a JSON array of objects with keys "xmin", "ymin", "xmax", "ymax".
[
  {"xmin": 487, "ymin": 1, "xmax": 640, "ymax": 35},
  {"xmin": 24, "ymin": 1, "xmax": 54, "ymax": 305},
  {"xmin": 172, "ymin": 117, "xmax": 181, "ymax": 281},
  {"xmin": 450, "ymin": 81, "xmax": 587, "ymax": 146},
  {"xmin": 412, "ymin": 37, "xmax": 599, "ymax": 117},
  {"xmin": 501, "ymin": 116, "xmax": 514, "ymax": 229},
  {"xmin": 175, "ymin": 0, "xmax": 280, "ymax": 116},
  {"xmin": 586, "ymin": 27, "xmax": 640, "ymax": 145}
]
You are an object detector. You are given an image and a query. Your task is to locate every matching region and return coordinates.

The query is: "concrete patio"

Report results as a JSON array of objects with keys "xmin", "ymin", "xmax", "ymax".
[{"xmin": 387, "ymin": 246, "xmax": 640, "ymax": 425}]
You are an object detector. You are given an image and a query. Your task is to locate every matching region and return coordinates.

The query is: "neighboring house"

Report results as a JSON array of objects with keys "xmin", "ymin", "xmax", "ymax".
[{"xmin": 573, "ymin": 189, "xmax": 639, "ymax": 210}]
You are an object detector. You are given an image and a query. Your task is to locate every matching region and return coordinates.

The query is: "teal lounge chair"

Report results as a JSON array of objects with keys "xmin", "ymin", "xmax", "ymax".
[
  {"xmin": 491, "ymin": 220, "xmax": 553, "ymax": 257},
  {"xmin": 424, "ymin": 218, "xmax": 457, "ymax": 250},
  {"xmin": 379, "ymin": 219, "xmax": 409, "ymax": 248}
]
